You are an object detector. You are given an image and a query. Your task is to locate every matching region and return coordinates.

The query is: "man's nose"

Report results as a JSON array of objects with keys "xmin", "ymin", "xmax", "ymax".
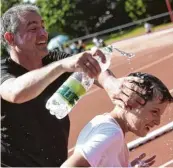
[{"xmin": 39, "ymin": 28, "xmax": 48, "ymax": 37}]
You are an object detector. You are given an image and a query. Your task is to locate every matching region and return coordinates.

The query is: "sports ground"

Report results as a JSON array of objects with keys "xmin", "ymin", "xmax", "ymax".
[{"xmin": 68, "ymin": 28, "xmax": 173, "ymax": 167}]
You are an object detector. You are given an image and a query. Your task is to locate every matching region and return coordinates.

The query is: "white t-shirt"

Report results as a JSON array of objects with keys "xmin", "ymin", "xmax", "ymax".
[{"xmin": 74, "ymin": 113, "xmax": 130, "ymax": 167}]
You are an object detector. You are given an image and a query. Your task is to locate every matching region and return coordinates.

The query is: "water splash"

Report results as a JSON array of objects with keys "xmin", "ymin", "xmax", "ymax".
[
  {"xmin": 113, "ymin": 47, "xmax": 135, "ymax": 58},
  {"xmin": 113, "ymin": 47, "xmax": 135, "ymax": 72}
]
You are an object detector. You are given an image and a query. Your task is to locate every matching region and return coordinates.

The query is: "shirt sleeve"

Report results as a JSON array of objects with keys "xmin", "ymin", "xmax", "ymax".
[
  {"xmin": 75, "ymin": 123, "xmax": 122, "ymax": 167},
  {"xmin": 1, "ymin": 59, "xmax": 16, "ymax": 84},
  {"xmin": 43, "ymin": 49, "xmax": 72, "ymax": 65}
]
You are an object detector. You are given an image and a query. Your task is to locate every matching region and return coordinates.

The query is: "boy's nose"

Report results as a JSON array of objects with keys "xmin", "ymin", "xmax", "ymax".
[{"xmin": 154, "ymin": 118, "xmax": 160, "ymax": 125}]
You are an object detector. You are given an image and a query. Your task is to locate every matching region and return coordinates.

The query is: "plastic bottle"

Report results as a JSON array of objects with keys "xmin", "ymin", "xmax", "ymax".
[{"xmin": 46, "ymin": 45, "xmax": 114, "ymax": 119}]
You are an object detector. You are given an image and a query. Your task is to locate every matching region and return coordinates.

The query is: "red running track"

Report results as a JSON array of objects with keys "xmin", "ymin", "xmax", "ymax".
[{"xmin": 68, "ymin": 28, "xmax": 173, "ymax": 167}]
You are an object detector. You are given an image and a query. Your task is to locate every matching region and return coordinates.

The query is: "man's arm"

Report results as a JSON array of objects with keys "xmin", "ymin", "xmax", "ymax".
[
  {"xmin": 94, "ymin": 69, "xmax": 115, "ymax": 88},
  {"xmin": 61, "ymin": 151, "xmax": 90, "ymax": 167},
  {"xmin": 0, "ymin": 50, "xmax": 104, "ymax": 104},
  {"xmin": 0, "ymin": 60, "xmax": 65, "ymax": 103}
]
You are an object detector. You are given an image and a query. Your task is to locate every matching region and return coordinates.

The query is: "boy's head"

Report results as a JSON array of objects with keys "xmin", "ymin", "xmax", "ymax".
[{"xmin": 122, "ymin": 72, "xmax": 172, "ymax": 137}]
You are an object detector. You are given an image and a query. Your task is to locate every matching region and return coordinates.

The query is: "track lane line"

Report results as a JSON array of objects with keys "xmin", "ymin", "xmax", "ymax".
[{"xmin": 159, "ymin": 159, "xmax": 173, "ymax": 168}]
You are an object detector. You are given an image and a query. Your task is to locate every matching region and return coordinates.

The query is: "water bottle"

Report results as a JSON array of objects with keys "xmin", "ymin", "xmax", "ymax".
[{"xmin": 46, "ymin": 45, "xmax": 114, "ymax": 119}]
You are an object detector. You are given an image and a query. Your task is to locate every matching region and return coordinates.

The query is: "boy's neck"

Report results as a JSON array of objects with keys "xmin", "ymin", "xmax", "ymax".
[{"xmin": 110, "ymin": 106, "xmax": 128, "ymax": 136}]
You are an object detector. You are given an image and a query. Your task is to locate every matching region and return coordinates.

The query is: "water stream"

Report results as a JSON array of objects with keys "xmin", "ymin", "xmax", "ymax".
[{"xmin": 113, "ymin": 47, "xmax": 135, "ymax": 72}]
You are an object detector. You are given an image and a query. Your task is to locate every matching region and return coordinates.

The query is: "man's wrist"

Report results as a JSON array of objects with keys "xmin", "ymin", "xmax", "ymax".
[{"xmin": 97, "ymin": 69, "xmax": 116, "ymax": 89}]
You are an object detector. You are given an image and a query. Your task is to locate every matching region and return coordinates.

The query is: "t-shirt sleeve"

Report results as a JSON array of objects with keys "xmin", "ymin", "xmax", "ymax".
[
  {"xmin": 1, "ymin": 59, "xmax": 16, "ymax": 84},
  {"xmin": 75, "ymin": 124, "xmax": 122, "ymax": 167},
  {"xmin": 42, "ymin": 49, "xmax": 72, "ymax": 65}
]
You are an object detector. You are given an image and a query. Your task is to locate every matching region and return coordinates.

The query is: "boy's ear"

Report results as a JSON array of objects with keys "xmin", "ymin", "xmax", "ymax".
[{"xmin": 4, "ymin": 32, "xmax": 14, "ymax": 46}]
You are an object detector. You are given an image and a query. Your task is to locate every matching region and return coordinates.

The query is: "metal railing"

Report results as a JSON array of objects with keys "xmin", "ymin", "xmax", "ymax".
[{"xmin": 68, "ymin": 11, "xmax": 173, "ymax": 43}]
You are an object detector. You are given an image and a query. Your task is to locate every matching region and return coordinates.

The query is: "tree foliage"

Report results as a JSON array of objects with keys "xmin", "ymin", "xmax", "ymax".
[
  {"xmin": 36, "ymin": 0, "xmax": 131, "ymax": 37},
  {"xmin": 125, "ymin": 0, "xmax": 147, "ymax": 21},
  {"xmin": 125, "ymin": 0, "xmax": 173, "ymax": 24},
  {"xmin": 1, "ymin": 0, "xmax": 172, "ymax": 42},
  {"xmin": 1, "ymin": 0, "xmax": 22, "ymax": 14},
  {"xmin": 36, "ymin": 0, "xmax": 76, "ymax": 36}
]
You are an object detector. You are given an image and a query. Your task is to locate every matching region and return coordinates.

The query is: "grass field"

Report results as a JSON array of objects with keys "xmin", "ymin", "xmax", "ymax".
[{"xmin": 86, "ymin": 22, "xmax": 173, "ymax": 49}]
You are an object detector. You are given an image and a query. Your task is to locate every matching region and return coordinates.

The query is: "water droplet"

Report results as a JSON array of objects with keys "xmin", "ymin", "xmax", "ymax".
[
  {"xmin": 1, "ymin": 127, "xmax": 7, "ymax": 131},
  {"xmin": 113, "ymin": 47, "xmax": 135, "ymax": 73},
  {"xmin": 46, "ymin": 157, "xmax": 49, "ymax": 160}
]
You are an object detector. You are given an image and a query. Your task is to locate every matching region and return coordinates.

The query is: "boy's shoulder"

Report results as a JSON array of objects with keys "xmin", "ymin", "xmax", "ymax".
[{"xmin": 88, "ymin": 113, "xmax": 123, "ymax": 135}]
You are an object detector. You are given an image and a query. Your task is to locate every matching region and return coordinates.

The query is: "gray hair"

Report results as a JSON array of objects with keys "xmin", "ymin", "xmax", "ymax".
[{"xmin": 0, "ymin": 4, "xmax": 40, "ymax": 53}]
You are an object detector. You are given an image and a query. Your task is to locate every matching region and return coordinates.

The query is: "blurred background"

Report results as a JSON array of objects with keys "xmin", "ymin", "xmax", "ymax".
[{"xmin": 1, "ymin": 0, "xmax": 173, "ymax": 55}]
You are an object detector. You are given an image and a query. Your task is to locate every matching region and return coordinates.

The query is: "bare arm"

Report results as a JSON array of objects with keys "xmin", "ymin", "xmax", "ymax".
[
  {"xmin": 0, "ymin": 60, "xmax": 65, "ymax": 103},
  {"xmin": 94, "ymin": 69, "xmax": 115, "ymax": 88},
  {"xmin": 0, "ymin": 50, "xmax": 104, "ymax": 104}
]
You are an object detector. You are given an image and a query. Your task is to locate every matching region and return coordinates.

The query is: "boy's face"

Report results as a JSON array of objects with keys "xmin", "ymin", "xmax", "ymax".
[{"xmin": 126, "ymin": 99, "xmax": 169, "ymax": 137}]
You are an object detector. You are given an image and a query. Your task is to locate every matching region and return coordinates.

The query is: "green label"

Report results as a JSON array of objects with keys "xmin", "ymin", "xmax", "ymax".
[
  {"xmin": 57, "ymin": 77, "xmax": 86, "ymax": 107},
  {"xmin": 101, "ymin": 45, "xmax": 113, "ymax": 54}
]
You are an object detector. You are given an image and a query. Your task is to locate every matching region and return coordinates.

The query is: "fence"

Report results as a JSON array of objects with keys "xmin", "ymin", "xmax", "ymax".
[{"xmin": 67, "ymin": 11, "xmax": 173, "ymax": 44}]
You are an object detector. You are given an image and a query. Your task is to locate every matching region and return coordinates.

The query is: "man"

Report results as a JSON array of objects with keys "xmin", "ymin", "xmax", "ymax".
[
  {"xmin": 1, "ymin": 4, "xmax": 145, "ymax": 167},
  {"xmin": 61, "ymin": 72, "xmax": 173, "ymax": 167},
  {"xmin": 144, "ymin": 22, "xmax": 152, "ymax": 34}
]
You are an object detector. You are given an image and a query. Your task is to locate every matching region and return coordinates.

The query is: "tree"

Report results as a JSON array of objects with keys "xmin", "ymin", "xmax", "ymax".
[
  {"xmin": 63, "ymin": 0, "xmax": 110, "ymax": 36},
  {"xmin": 145, "ymin": 0, "xmax": 173, "ymax": 24},
  {"xmin": 1, "ymin": 0, "xmax": 22, "ymax": 14},
  {"xmin": 36, "ymin": 0, "xmax": 131, "ymax": 38},
  {"xmin": 125, "ymin": 0, "xmax": 147, "ymax": 21},
  {"xmin": 36, "ymin": 0, "xmax": 76, "ymax": 36}
]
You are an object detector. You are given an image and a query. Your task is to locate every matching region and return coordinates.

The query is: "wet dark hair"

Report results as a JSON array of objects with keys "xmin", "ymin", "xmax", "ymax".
[{"xmin": 128, "ymin": 72, "xmax": 173, "ymax": 104}]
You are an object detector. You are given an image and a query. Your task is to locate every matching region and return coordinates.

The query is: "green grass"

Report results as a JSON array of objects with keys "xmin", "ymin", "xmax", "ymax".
[{"xmin": 86, "ymin": 22, "xmax": 173, "ymax": 49}]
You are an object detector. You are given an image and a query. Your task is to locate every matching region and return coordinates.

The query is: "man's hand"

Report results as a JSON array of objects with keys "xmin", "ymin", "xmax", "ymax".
[
  {"xmin": 131, "ymin": 153, "xmax": 156, "ymax": 167},
  {"xmin": 61, "ymin": 48, "xmax": 106, "ymax": 78},
  {"xmin": 100, "ymin": 75, "xmax": 146, "ymax": 109}
]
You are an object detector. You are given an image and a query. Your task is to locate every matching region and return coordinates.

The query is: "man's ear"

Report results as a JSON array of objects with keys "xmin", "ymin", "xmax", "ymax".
[{"xmin": 4, "ymin": 32, "xmax": 14, "ymax": 46}]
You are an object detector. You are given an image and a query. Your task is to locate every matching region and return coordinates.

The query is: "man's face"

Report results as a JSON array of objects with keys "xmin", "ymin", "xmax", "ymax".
[
  {"xmin": 126, "ymin": 99, "xmax": 169, "ymax": 137},
  {"xmin": 14, "ymin": 11, "xmax": 48, "ymax": 57}
]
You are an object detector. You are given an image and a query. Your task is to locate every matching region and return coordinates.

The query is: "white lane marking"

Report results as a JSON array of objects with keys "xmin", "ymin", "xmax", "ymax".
[{"xmin": 159, "ymin": 159, "xmax": 173, "ymax": 168}]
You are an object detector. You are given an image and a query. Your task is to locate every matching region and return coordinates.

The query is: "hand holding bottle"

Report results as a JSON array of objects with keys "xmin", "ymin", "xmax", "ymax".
[
  {"xmin": 60, "ymin": 48, "xmax": 106, "ymax": 78},
  {"xmin": 46, "ymin": 45, "xmax": 114, "ymax": 119}
]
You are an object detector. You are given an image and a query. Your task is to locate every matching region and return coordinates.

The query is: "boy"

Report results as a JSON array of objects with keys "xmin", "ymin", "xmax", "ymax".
[{"xmin": 61, "ymin": 72, "xmax": 173, "ymax": 167}]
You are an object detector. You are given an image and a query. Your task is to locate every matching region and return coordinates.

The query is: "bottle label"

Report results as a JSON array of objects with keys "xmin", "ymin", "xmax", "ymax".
[{"xmin": 57, "ymin": 77, "xmax": 86, "ymax": 107}]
